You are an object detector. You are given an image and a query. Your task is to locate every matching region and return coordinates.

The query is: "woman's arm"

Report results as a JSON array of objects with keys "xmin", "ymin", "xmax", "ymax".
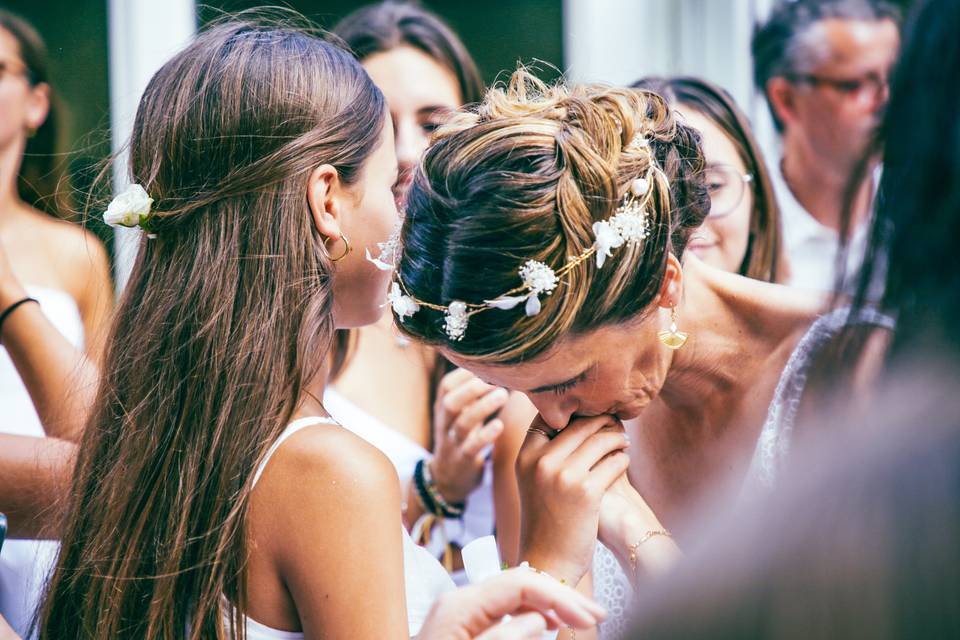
[
  {"xmin": 491, "ymin": 393, "xmax": 536, "ymax": 566},
  {"xmin": 70, "ymin": 230, "xmax": 113, "ymax": 366},
  {"xmin": 251, "ymin": 426, "xmax": 411, "ymax": 639},
  {"xmin": 1, "ymin": 242, "xmax": 99, "ymax": 441},
  {"xmin": 0, "ymin": 434, "xmax": 75, "ymax": 539}
]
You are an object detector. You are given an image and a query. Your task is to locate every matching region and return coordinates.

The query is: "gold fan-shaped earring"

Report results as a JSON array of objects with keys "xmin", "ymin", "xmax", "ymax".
[{"xmin": 658, "ymin": 307, "xmax": 688, "ymax": 350}]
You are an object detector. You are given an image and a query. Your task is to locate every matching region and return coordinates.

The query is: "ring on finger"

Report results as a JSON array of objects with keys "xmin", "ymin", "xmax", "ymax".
[{"xmin": 527, "ymin": 426, "xmax": 556, "ymax": 440}]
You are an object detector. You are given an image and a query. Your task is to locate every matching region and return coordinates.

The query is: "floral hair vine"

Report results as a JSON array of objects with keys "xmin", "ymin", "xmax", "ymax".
[
  {"xmin": 381, "ymin": 155, "xmax": 664, "ymax": 342},
  {"xmin": 103, "ymin": 183, "xmax": 156, "ymax": 238}
]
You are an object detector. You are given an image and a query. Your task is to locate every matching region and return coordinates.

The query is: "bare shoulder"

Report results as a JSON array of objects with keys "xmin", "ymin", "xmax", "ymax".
[
  {"xmin": 25, "ymin": 210, "xmax": 110, "ymax": 293},
  {"xmin": 261, "ymin": 421, "xmax": 398, "ymax": 497}
]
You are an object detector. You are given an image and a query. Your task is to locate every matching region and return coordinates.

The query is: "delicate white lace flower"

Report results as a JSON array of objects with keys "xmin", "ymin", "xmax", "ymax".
[
  {"xmin": 444, "ymin": 300, "xmax": 469, "ymax": 341},
  {"xmin": 592, "ymin": 220, "xmax": 625, "ymax": 268},
  {"xmin": 388, "ymin": 282, "xmax": 420, "ymax": 322},
  {"xmin": 611, "ymin": 209, "xmax": 649, "ymax": 246},
  {"xmin": 517, "ymin": 260, "xmax": 558, "ymax": 317},
  {"xmin": 103, "ymin": 184, "xmax": 153, "ymax": 229},
  {"xmin": 365, "ymin": 223, "xmax": 402, "ymax": 271},
  {"xmin": 519, "ymin": 260, "xmax": 558, "ymax": 295}
]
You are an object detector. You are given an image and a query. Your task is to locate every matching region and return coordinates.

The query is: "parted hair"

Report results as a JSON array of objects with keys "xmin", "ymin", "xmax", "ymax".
[
  {"xmin": 395, "ymin": 69, "xmax": 708, "ymax": 364},
  {"xmin": 38, "ymin": 12, "xmax": 385, "ymax": 640}
]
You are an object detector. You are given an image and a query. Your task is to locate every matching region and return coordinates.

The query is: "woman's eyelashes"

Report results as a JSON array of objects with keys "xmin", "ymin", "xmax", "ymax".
[{"xmin": 551, "ymin": 379, "xmax": 580, "ymax": 396}]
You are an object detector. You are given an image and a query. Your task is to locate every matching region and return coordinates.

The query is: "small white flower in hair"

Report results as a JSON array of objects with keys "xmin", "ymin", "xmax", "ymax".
[
  {"xmin": 518, "ymin": 260, "xmax": 558, "ymax": 316},
  {"xmin": 592, "ymin": 220, "xmax": 625, "ymax": 268},
  {"xmin": 444, "ymin": 301, "xmax": 470, "ymax": 341},
  {"xmin": 365, "ymin": 222, "xmax": 402, "ymax": 271},
  {"xmin": 611, "ymin": 209, "xmax": 650, "ymax": 247},
  {"xmin": 103, "ymin": 184, "xmax": 153, "ymax": 229},
  {"xmin": 388, "ymin": 282, "xmax": 420, "ymax": 323}
]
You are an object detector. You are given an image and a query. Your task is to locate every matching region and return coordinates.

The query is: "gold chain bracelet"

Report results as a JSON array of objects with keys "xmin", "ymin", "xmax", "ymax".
[{"xmin": 628, "ymin": 529, "xmax": 672, "ymax": 573}]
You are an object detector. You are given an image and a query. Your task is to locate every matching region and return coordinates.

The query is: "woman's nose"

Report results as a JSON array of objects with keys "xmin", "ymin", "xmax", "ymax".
[
  {"xmin": 394, "ymin": 119, "xmax": 424, "ymax": 169},
  {"xmin": 533, "ymin": 396, "xmax": 578, "ymax": 431}
]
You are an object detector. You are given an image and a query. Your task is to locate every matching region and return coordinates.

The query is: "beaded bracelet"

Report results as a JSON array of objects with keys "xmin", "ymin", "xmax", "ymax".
[{"xmin": 413, "ymin": 458, "xmax": 465, "ymax": 519}]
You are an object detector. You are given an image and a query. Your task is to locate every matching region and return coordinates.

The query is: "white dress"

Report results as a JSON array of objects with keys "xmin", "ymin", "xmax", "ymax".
[
  {"xmin": 0, "ymin": 286, "xmax": 84, "ymax": 639},
  {"xmin": 591, "ymin": 307, "xmax": 896, "ymax": 639},
  {"xmin": 222, "ymin": 416, "xmax": 455, "ymax": 639},
  {"xmin": 324, "ymin": 387, "xmax": 495, "ymax": 585}
]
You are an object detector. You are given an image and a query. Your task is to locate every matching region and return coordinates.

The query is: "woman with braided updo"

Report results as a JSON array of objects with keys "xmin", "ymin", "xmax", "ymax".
[{"xmin": 393, "ymin": 69, "xmax": 824, "ymax": 639}]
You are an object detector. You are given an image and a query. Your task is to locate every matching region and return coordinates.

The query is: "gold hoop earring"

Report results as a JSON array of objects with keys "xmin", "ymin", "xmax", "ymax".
[
  {"xmin": 658, "ymin": 306, "xmax": 688, "ymax": 350},
  {"xmin": 323, "ymin": 234, "xmax": 351, "ymax": 262}
]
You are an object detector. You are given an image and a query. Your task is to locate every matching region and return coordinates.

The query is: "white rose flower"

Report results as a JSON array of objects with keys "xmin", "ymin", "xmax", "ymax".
[{"xmin": 103, "ymin": 184, "xmax": 153, "ymax": 229}]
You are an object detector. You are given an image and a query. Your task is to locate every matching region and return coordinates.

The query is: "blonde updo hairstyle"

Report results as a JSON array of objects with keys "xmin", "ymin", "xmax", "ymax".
[{"xmin": 396, "ymin": 69, "xmax": 708, "ymax": 364}]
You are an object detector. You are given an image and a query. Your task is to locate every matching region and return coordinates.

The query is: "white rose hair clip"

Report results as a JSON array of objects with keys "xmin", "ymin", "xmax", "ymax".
[
  {"xmin": 392, "ymin": 157, "xmax": 664, "ymax": 342},
  {"xmin": 103, "ymin": 183, "xmax": 155, "ymax": 237}
]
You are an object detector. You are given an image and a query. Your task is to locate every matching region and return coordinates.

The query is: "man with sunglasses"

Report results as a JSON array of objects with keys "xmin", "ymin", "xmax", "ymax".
[{"xmin": 753, "ymin": 0, "xmax": 900, "ymax": 291}]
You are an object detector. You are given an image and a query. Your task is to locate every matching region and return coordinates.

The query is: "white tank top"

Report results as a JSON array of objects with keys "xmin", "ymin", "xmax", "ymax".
[
  {"xmin": 0, "ymin": 285, "xmax": 84, "ymax": 639},
  {"xmin": 324, "ymin": 388, "xmax": 495, "ymax": 585},
  {"xmin": 223, "ymin": 416, "xmax": 455, "ymax": 639}
]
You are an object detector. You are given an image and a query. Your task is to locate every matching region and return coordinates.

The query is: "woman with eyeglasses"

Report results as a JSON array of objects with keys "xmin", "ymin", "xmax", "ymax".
[{"xmin": 632, "ymin": 77, "xmax": 788, "ymax": 284}]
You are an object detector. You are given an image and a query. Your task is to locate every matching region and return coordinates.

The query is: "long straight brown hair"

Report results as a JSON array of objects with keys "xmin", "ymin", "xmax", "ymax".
[{"xmin": 38, "ymin": 12, "xmax": 385, "ymax": 640}]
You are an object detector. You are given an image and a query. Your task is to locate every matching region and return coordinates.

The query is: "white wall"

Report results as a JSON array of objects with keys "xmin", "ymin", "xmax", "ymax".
[
  {"xmin": 564, "ymin": 0, "xmax": 780, "ymax": 157},
  {"xmin": 108, "ymin": 0, "xmax": 196, "ymax": 291}
]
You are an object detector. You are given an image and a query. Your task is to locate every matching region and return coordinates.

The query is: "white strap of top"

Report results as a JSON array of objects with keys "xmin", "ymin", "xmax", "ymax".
[{"xmin": 251, "ymin": 416, "xmax": 339, "ymax": 488}]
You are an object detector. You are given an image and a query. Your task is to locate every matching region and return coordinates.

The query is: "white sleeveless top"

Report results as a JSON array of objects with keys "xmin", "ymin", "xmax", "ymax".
[
  {"xmin": 0, "ymin": 286, "xmax": 84, "ymax": 639},
  {"xmin": 226, "ymin": 416, "xmax": 455, "ymax": 639},
  {"xmin": 591, "ymin": 307, "xmax": 896, "ymax": 639},
  {"xmin": 324, "ymin": 388, "xmax": 495, "ymax": 585}
]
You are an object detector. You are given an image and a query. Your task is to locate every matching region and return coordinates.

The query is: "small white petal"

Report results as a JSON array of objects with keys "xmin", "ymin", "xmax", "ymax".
[
  {"xmin": 365, "ymin": 248, "xmax": 395, "ymax": 271},
  {"xmin": 485, "ymin": 295, "xmax": 527, "ymax": 310},
  {"xmin": 630, "ymin": 178, "xmax": 649, "ymax": 197},
  {"xmin": 524, "ymin": 294, "xmax": 542, "ymax": 316}
]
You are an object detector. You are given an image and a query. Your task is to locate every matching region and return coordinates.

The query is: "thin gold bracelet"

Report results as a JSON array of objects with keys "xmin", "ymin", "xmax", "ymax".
[
  {"xmin": 628, "ymin": 529, "xmax": 672, "ymax": 573},
  {"xmin": 518, "ymin": 562, "xmax": 576, "ymax": 638}
]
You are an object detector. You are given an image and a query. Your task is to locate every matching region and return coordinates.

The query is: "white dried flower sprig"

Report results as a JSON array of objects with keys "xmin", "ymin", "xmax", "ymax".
[
  {"xmin": 486, "ymin": 259, "xmax": 559, "ymax": 317},
  {"xmin": 391, "ymin": 166, "xmax": 661, "ymax": 342},
  {"xmin": 366, "ymin": 220, "xmax": 403, "ymax": 271}
]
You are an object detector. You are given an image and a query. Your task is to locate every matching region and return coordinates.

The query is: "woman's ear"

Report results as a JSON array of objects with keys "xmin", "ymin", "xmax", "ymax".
[
  {"xmin": 656, "ymin": 253, "xmax": 684, "ymax": 309},
  {"xmin": 25, "ymin": 82, "xmax": 50, "ymax": 133},
  {"xmin": 307, "ymin": 164, "xmax": 345, "ymax": 243}
]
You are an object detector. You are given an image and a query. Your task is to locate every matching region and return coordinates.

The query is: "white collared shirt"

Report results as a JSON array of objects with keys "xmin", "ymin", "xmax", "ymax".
[{"xmin": 771, "ymin": 159, "xmax": 870, "ymax": 292}]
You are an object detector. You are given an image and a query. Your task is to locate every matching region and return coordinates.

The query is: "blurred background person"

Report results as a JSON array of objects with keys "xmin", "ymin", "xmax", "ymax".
[
  {"xmin": 628, "ymin": 1, "xmax": 960, "ymax": 636},
  {"xmin": 632, "ymin": 76, "xmax": 788, "ymax": 284},
  {"xmin": 752, "ymin": 0, "xmax": 899, "ymax": 291},
  {"xmin": 0, "ymin": 10, "xmax": 110, "ymax": 638}
]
